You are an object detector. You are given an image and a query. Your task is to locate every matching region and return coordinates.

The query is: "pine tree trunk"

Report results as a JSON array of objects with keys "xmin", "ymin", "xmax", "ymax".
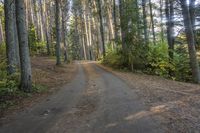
[
  {"xmin": 97, "ymin": 0, "xmax": 106, "ymax": 57},
  {"xmin": 113, "ymin": 0, "xmax": 118, "ymax": 45},
  {"xmin": 149, "ymin": 0, "xmax": 156, "ymax": 45},
  {"xmin": 0, "ymin": 18, "xmax": 4, "ymax": 44},
  {"xmin": 165, "ymin": 0, "xmax": 174, "ymax": 60},
  {"xmin": 181, "ymin": 0, "xmax": 200, "ymax": 83},
  {"xmin": 119, "ymin": 0, "xmax": 126, "ymax": 51},
  {"xmin": 5, "ymin": 0, "xmax": 17, "ymax": 75},
  {"xmin": 16, "ymin": 0, "xmax": 32, "ymax": 92},
  {"xmin": 55, "ymin": 0, "xmax": 61, "ymax": 65},
  {"xmin": 142, "ymin": 0, "xmax": 148, "ymax": 45},
  {"xmin": 62, "ymin": 11, "xmax": 68, "ymax": 62}
]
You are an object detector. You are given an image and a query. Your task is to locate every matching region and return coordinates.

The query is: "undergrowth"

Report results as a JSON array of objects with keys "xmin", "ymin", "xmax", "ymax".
[{"xmin": 102, "ymin": 42, "xmax": 193, "ymax": 82}]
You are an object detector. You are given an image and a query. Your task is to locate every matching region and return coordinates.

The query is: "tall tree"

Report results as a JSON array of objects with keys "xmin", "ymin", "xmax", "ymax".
[
  {"xmin": 180, "ymin": 0, "xmax": 200, "ymax": 83},
  {"xmin": 142, "ymin": 0, "xmax": 149, "ymax": 45},
  {"xmin": 55, "ymin": 0, "xmax": 61, "ymax": 65},
  {"xmin": 113, "ymin": 0, "xmax": 118, "ymax": 45},
  {"xmin": 97, "ymin": 0, "xmax": 106, "ymax": 57},
  {"xmin": 16, "ymin": 0, "xmax": 32, "ymax": 92},
  {"xmin": 4, "ymin": 0, "xmax": 17, "ymax": 75},
  {"xmin": 149, "ymin": 0, "xmax": 156, "ymax": 45},
  {"xmin": 165, "ymin": 0, "xmax": 175, "ymax": 60}
]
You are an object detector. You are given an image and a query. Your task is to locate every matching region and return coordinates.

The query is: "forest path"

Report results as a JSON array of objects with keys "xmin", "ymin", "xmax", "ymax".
[{"xmin": 0, "ymin": 61, "xmax": 164, "ymax": 133}]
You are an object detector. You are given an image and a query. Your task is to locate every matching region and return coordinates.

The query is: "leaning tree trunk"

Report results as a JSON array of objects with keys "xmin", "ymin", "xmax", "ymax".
[
  {"xmin": 181, "ymin": 0, "xmax": 200, "ymax": 83},
  {"xmin": 55, "ymin": 0, "xmax": 61, "ymax": 65},
  {"xmin": 16, "ymin": 0, "xmax": 32, "ymax": 92},
  {"xmin": 4, "ymin": 0, "xmax": 17, "ymax": 75}
]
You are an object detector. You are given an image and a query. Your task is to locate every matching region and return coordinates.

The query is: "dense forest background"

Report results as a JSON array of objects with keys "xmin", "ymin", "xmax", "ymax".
[{"xmin": 0, "ymin": 0, "xmax": 200, "ymax": 95}]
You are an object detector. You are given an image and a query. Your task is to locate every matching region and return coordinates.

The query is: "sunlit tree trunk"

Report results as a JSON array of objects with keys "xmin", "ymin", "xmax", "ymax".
[{"xmin": 149, "ymin": 0, "xmax": 156, "ymax": 45}]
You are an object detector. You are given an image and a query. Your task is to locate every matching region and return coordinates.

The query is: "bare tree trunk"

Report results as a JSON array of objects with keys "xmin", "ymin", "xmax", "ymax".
[
  {"xmin": 5, "ymin": 0, "xmax": 17, "ymax": 74},
  {"xmin": 113, "ymin": 0, "xmax": 118, "ymax": 45},
  {"xmin": 97, "ymin": 0, "xmax": 106, "ymax": 57},
  {"xmin": 165, "ymin": 0, "xmax": 174, "ymax": 60},
  {"xmin": 55, "ymin": 0, "xmax": 61, "ymax": 65},
  {"xmin": 189, "ymin": 0, "xmax": 197, "ymax": 46},
  {"xmin": 149, "ymin": 0, "xmax": 156, "ymax": 45},
  {"xmin": 16, "ymin": 0, "xmax": 32, "ymax": 92},
  {"xmin": 62, "ymin": 9, "xmax": 68, "ymax": 62},
  {"xmin": 160, "ymin": 0, "xmax": 164, "ymax": 42},
  {"xmin": 181, "ymin": 0, "xmax": 200, "ymax": 83},
  {"xmin": 119, "ymin": 0, "xmax": 126, "ymax": 50},
  {"xmin": 142, "ymin": 0, "xmax": 148, "ymax": 45},
  {"xmin": 106, "ymin": 3, "xmax": 115, "ymax": 49},
  {"xmin": 43, "ymin": 0, "xmax": 50, "ymax": 55},
  {"xmin": 0, "ymin": 17, "xmax": 4, "ymax": 44}
]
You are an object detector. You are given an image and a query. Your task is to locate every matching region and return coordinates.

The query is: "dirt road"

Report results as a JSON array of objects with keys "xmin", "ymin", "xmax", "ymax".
[{"xmin": 0, "ymin": 62, "xmax": 164, "ymax": 133}]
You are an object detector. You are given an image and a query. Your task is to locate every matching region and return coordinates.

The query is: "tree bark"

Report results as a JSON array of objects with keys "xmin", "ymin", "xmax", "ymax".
[
  {"xmin": 149, "ymin": 0, "xmax": 156, "ymax": 45},
  {"xmin": 97, "ymin": 0, "xmax": 106, "ymax": 57},
  {"xmin": 16, "ymin": 0, "xmax": 32, "ymax": 92},
  {"xmin": 165, "ymin": 0, "xmax": 174, "ymax": 60},
  {"xmin": 5, "ymin": 0, "xmax": 17, "ymax": 74},
  {"xmin": 181, "ymin": 0, "xmax": 200, "ymax": 83},
  {"xmin": 119, "ymin": 0, "xmax": 126, "ymax": 51},
  {"xmin": 55, "ymin": 0, "xmax": 61, "ymax": 65},
  {"xmin": 142, "ymin": 0, "xmax": 149, "ymax": 45}
]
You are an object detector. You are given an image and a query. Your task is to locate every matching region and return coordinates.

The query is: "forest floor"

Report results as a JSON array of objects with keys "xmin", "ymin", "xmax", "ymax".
[
  {"xmin": 0, "ymin": 61, "xmax": 200, "ymax": 133},
  {"xmin": 0, "ymin": 56, "xmax": 77, "ymax": 118},
  {"xmin": 98, "ymin": 64, "xmax": 200, "ymax": 132}
]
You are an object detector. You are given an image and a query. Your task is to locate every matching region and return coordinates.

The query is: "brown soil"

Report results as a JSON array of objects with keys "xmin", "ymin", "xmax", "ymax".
[
  {"xmin": 0, "ymin": 56, "xmax": 77, "ymax": 118},
  {"xmin": 32, "ymin": 56, "xmax": 77, "ymax": 89},
  {"xmin": 97, "ymin": 63, "xmax": 200, "ymax": 133}
]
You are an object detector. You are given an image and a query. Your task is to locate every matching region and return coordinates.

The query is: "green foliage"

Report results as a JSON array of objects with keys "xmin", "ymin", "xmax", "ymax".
[
  {"xmin": 146, "ymin": 42, "xmax": 172, "ymax": 77},
  {"xmin": 28, "ymin": 24, "xmax": 47, "ymax": 55},
  {"xmin": 103, "ymin": 49, "xmax": 126, "ymax": 69},
  {"xmin": 28, "ymin": 24, "xmax": 38, "ymax": 50},
  {"xmin": 32, "ymin": 84, "xmax": 47, "ymax": 93},
  {"xmin": 173, "ymin": 46, "xmax": 191, "ymax": 81},
  {"xmin": 103, "ymin": 41, "xmax": 193, "ymax": 82}
]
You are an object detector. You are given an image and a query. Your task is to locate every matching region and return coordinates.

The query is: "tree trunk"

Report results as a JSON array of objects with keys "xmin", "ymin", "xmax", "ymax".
[
  {"xmin": 119, "ymin": 0, "xmax": 126, "ymax": 51},
  {"xmin": 97, "ymin": 0, "xmax": 106, "ymax": 57},
  {"xmin": 142, "ymin": 0, "xmax": 149, "ymax": 45},
  {"xmin": 62, "ymin": 11, "xmax": 68, "ymax": 62},
  {"xmin": 5, "ymin": 0, "xmax": 17, "ymax": 74},
  {"xmin": 16, "ymin": 0, "xmax": 32, "ymax": 92},
  {"xmin": 113, "ymin": 0, "xmax": 118, "ymax": 45},
  {"xmin": 43, "ymin": 0, "xmax": 50, "ymax": 55},
  {"xmin": 181, "ymin": 0, "xmax": 200, "ymax": 83},
  {"xmin": 0, "ymin": 18, "xmax": 4, "ymax": 44},
  {"xmin": 189, "ymin": 0, "xmax": 197, "ymax": 46},
  {"xmin": 149, "ymin": 0, "xmax": 156, "ymax": 45},
  {"xmin": 160, "ymin": 0, "xmax": 164, "ymax": 42},
  {"xmin": 55, "ymin": 0, "xmax": 61, "ymax": 65},
  {"xmin": 165, "ymin": 0, "xmax": 174, "ymax": 60}
]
